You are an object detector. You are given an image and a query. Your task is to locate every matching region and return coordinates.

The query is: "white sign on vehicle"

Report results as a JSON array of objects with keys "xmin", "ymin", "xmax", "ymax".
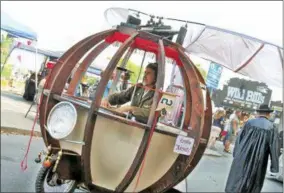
[
  {"xmin": 156, "ymin": 93, "xmax": 176, "ymax": 111},
  {"xmin": 174, "ymin": 135, "xmax": 194, "ymax": 156}
]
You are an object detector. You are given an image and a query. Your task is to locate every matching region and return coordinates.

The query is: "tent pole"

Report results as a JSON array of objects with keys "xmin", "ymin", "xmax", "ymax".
[
  {"xmin": 35, "ymin": 41, "xmax": 38, "ymax": 90},
  {"xmin": 278, "ymin": 48, "xmax": 284, "ymax": 132},
  {"xmin": 281, "ymin": 49, "xmax": 283, "ymax": 132}
]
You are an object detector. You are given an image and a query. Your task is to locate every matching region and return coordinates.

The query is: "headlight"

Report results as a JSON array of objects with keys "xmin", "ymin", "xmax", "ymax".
[{"xmin": 46, "ymin": 101, "xmax": 77, "ymax": 139}]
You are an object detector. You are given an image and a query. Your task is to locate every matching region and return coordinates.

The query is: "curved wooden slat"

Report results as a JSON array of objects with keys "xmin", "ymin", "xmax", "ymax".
[
  {"xmin": 142, "ymin": 45, "xmax": 205, "ymax": 193},
  {"xmin": 40, "ymin": 35, "xmax": 98, "ymax": 147},
  {"xmin": 147, "ymin": 38, "xmax": 166, "ymax": 125},
  {"xmin": 115, "ymin": 38, "xmax": 166, "ymax": 192},
  {"xmin": 181, "ymin": 87, "xmax": 212, "ymax": 177},
  {"xmin": 39, "ymin": 29, "xmax": 116, "ymax": 147},
  {"xmin": 109, "ymin": 46, "xmax": 135, "ymax": 95},
  {"xmin": 67, "ymin": 41, "xmax": 110, "ymax": 95},
  {"xmin": 49, "ymin": 30, "xmax": 116, "ymax": 95},
  {"xmin": 172, "ymin": 59, "xmax": 212, "ymax": 188},
  {"xmin": 82, "ymin": 32, "xmax": 138, "ymax": 193}
]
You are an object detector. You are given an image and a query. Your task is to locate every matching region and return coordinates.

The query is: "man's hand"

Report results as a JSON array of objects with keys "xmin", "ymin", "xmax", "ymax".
[
  {"xmin": 101, "ymin": 98, "xmax": 110, "ymax": 108},
  {"xmin": 116, "ymin": 105, "xmax": 134, "ymax": 113}
]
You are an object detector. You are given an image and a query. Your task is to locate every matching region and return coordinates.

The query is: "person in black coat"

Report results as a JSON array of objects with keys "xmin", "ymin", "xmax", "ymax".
[
  {"xmin": 225, "ymin": 104, "xmax": 279, "ymax": 193},
  {"xmin": 279, "ymin": 130, "xmax": 283, "ymax": 156}
]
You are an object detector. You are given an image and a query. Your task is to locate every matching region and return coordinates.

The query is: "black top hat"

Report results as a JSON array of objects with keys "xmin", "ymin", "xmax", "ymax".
[
  {"xmin": 256, "ymin": 104, "xmax": 273, "ymax": 113},
  {"xmin": 116, "ymin": 66, "xmax": 134, "ymax": 74}
]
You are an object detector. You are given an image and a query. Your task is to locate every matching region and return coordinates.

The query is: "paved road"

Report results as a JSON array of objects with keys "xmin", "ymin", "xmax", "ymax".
[
  {"xmin": 1, "ymin": 91, "xmax": 41, "ymax": 132},
  {"xmin": 1, "ymin": 134, "xmax": 282, "ymax": 192},
  {"xmin": 1, "ymin": 134, "xmax": 44, "ymax": 192}
]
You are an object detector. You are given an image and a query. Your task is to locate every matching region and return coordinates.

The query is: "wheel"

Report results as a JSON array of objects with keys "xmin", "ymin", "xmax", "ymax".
[
  {"xmin": 35, "ymin": 166, "xmax": 77, "ymax": 193},
  {"xmin": 164, "ymin": 188, "xmax": 183, "ymax": 193}
]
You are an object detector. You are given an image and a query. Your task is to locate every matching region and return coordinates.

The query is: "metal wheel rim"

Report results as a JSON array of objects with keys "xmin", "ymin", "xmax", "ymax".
[{"xmin": 43, "ymin": 169, "xmax": 76, "ymax": 192}]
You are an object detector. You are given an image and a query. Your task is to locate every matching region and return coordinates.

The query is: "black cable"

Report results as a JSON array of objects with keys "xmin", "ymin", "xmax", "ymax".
[
  {"xmin": 165, "ymin": 17, "xmax": 205, "ymax": 26},
  {"xmin": 128, "ymin": 8, "xmax": 150, "ymax": 17}
]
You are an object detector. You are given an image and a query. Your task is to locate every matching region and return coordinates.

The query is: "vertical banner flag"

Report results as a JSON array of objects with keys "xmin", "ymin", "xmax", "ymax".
[{"xmin": 206, "ymin": 62, "xmax": 223, "ymax": 94}]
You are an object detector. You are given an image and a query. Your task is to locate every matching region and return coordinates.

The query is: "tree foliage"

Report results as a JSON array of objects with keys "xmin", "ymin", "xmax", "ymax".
[
  {"xmin": 107, "ymin": 56, "xmax": 141, "ymax": 84},
  {"xmin": 118, "ymin": 59, "xmax": 142, "ymax": 83},
  {"xmin": 1, "ymin": 63, "xmax": 13, "ymax": 79},
  {"xmin": 1, "ymin": 36, "xmax": 13, "ymax": 65}
]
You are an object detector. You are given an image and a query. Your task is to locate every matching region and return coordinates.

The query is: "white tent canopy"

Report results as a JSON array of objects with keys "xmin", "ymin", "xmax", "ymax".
[
  {"xmin": 183, "ymin": 23, "xmax": 283, "ymax": 88},
  {"xmin": 104, "ymin": 7, "xmax": 283, "ymax": 88},
  {"xmin": 1, "ymin": 11, "xmax": 39, "ymax": 89}
]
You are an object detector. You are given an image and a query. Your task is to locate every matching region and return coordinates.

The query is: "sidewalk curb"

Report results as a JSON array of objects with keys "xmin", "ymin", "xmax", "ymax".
[
  {"xmin": 1, "ymin": 89, "xmax": 23, "ymax": 96},
  {"xmin": 1, "ymin": 126, "xmax": 42, "ymax": 137},
  {"xmin": 204, "ymin": 148, "xmax": 223, "ymax": 157}
]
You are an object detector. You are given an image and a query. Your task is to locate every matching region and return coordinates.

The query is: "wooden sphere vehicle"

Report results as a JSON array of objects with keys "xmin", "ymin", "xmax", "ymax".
[{"xmin": 35, "ymin": 9, "xmax": 212, "ymax": 193}]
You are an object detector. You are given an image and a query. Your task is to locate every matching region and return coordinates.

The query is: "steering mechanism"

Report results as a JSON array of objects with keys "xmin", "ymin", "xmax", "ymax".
[{"xmin": 156, "ymin": 16, "xmax": 164, "ymax": 27}]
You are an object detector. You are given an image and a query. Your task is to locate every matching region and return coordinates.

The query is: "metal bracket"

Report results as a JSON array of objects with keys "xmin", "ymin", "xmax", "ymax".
[
  {"xmin": 62, "ymin": 139, "xmax": 85, "ymax": 145},
  {"xmin": 199, "ymin": 83, "xmax": 207, "ymax": 90},
  {"xmin": 43, "ymin": 89, "xmax": 51, "ymax": 96}
]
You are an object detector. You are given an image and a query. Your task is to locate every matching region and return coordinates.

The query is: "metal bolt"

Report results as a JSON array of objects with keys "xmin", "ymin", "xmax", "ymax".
[{"xmin": 52, "ymin": 150, "xmax": 63, "ymax": 173}]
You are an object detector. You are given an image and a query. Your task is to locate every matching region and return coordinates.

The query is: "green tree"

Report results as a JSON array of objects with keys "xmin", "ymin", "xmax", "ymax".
[
  {"xmin": 119, "ymin": 60, "xmax": 142, "ymax": 83},
  {"xmin": 1, "ymin": 36, "xmax": 13, "ymax": 65},
  {"xmin": 1, "ymin": 63, "xmax": 13, "ymax": 79},
  {"xmin": 86, "ymin": 76, "xmax": 98, "ymax": 85},
  {"xmin": 107, "ymin": 57, "xmax": 141, "ymax": 84}
]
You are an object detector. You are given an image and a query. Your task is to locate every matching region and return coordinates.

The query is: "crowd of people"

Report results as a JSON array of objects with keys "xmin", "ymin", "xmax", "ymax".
[
  {"xmin": 207, "ymin": 105, "xmax": 282, "ymax": 192},
  {"xmin": 73, "ymin": 69, "xmax": 132, "ymax": 100},
  {"xmin": 208, "ymin": 107, "xmax": 265, "ymax": 153}
]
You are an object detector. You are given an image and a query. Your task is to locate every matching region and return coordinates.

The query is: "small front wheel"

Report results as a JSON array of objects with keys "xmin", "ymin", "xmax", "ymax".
[
  {"xmin": 164, "ymin": 188, "xmax": 183, "ymax": 193},
  {"xmin": 35, "ymin": 166, "xmax": 77, "ymax": 193}
]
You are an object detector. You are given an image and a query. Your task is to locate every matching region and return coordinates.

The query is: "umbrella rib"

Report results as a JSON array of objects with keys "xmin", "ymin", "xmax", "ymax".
[{"xmin": 234, "ymin": 43, "xmax": 264, "ymax": 73}]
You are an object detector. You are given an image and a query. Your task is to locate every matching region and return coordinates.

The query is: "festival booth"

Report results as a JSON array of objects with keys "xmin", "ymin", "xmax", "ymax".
[
  {"xmin": 211, "ymin": 77, "xmax": 273, "ymax": 112},
  {"xmin": 1, "ymin": 11, "xmax": 40, "ymax": 88}
]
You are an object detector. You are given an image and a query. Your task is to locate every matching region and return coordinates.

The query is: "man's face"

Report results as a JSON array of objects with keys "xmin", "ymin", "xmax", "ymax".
[
  {"xmin": 236, "ymin": 111, "xmax": 241, "ymax": 118},
  {"xmin": 111, "ymin": 71, "xmax": 116, "ymax": 80},
  {"xmin": 120, "ymin": 73, "xmax": 125, "ymax": 80},
  {"xmin": 143, "ymin": 67, "xmax": 156, "ymax": 86},
  {"xmin": 121, "ymin": 72, "xmax": 129, "ymax": 81}
]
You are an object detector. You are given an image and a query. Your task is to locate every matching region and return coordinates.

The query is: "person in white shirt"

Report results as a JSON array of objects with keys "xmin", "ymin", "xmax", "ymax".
[
  {"xmin": 116, "ymin": 71, "xmax": 131, "ymax": 92},
  {"xmin": 223, "ymin": 110, "xmax": 241, "ymax": 153}
]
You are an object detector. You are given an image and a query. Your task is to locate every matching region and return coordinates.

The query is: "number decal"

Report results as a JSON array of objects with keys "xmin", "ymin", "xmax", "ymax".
[{"xmin": 161, "ymin": 98, "xmax": 173, "ymax": 106}]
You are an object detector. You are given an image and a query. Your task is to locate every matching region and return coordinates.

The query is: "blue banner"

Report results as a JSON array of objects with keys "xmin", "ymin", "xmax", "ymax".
[
  {"xmin": 86, "ymin": 66, "xmax": 102, "ymax": 76},
  {"xmin": 206, "ymin": 62, "xmax": 223, "ymax": 90}
]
